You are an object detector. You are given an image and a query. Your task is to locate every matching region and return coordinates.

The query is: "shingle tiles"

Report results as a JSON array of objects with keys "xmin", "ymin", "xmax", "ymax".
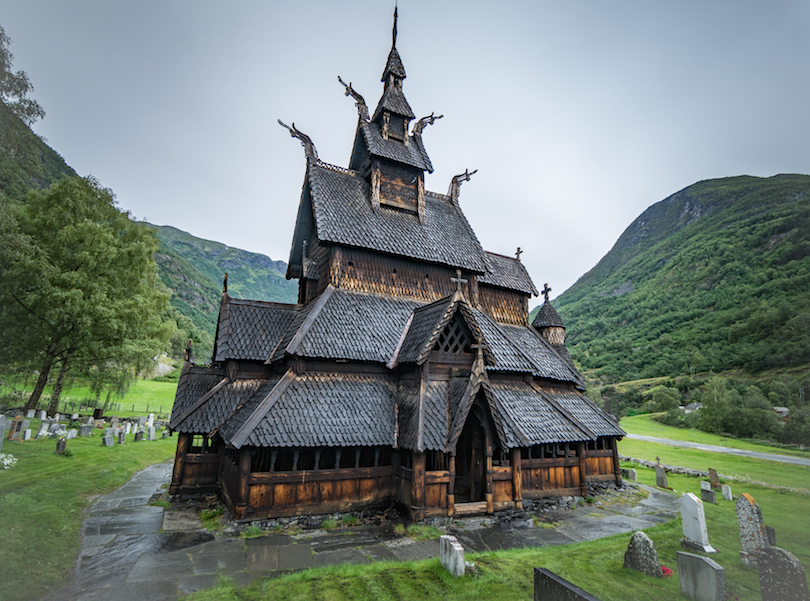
[
  {"xmin": 175, "ymin": 377, "xmax": 269, "ymax": 434},
  {"xmin": 479, "ymin": 252, "xmax": 539, "ymax": 296},
  {"xmin": 214, "ymin": 298, "xmax": 298, "ymax": 362},
  {"xmin": 498, "ymin": 323, "xmax": 583, "ymax": 385},
  {"xmin": 541, "ymin": 388, "xmax": 625, "ymax": 438}
]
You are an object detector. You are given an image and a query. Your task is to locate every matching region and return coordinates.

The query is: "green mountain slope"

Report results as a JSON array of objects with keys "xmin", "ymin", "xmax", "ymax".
[
  {"xmin": 552, "ymin": 174, "xmax": 810, "ymax": 381},
  {"xmin": 0, "ymin": 108, "xmax": 298, "ymax": 362}
]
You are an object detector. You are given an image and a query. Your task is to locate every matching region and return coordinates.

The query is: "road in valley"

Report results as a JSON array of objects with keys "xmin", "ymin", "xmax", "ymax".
[{"xmin": 624, "ymin": 434, "xmax": 810, "ymax": 467}]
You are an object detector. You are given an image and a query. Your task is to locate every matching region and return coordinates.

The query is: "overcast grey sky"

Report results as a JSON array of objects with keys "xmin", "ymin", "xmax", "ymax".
[{"xmin": 4, "ymin": 1, "xmax": 809, "ymax": 305}]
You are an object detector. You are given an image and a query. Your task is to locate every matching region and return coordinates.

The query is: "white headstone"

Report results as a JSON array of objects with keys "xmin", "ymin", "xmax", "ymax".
[
  {"xmin": 700, "ymin": 481, "xmax": 712, "ymax": 492},
  {"xmin": 23, "ymin": 429, "xmax": 32, "ymax": 441},
  {"xmin": 736, "ymin": 493, "xmax": 768, "ymax": 567},
  {"xmin": 39, "ymin": 410, "xmax": 46, "ymax": 420},
  {"xmin": 125, "ymin": 423, "xmax": 132, "ymax": 434},
  {"xmin": 721, "ymin": 485, "xmax": 732, "ymax": 501},
  {"xmin": 677, "ymin": 551, "xmax": 725, "ymax": 601},
  {"xmin": 439, "ymin": 535, "xmax": 465, "ymax": 577},
  {"xmin": 147, "ymin": 413, "xmax": 155, "ymax": 428},
  {"xmin": 118, "ymin": 430, "xmax": 126, "ymax": 445},
  {"xmin": 147, "ymin": 426, "xmax": 156, "ymax": 441},
  {"xmin": 71, "ymin": 413, "xmax": 79, "ymax": 420},
  {"xmin": 66, "ymin": 429, "xmax": 78, "ymax": 439},
  {"xmin": 54, "ymin": 413, "xmax": 61, "ymax": 422},
  {"xmin": 26, "ymin": 410, "xmax": 35, "ymax": 419},
  {"xmin": 102, "ymin": 434, "xmax": 115, "ymax": 447},
  {"xmin": 680, "ymin": 492, "xmax": 716, "ymax": 553}
]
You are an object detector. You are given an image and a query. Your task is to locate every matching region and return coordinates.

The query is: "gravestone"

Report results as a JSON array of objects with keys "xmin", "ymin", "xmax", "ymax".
[
  {"xmin": 48, "ymin": 422, "xmax": 63, "ymax": 434},
  {"xmin": 765, "ymin": 525, "xmax": 776, "ymax": 546},
  {"xmin": 118, "ymin": 431, "xmax": 126, "ymax": 445},
  {"xmin": 79, "ymin": 424, "xmax": 93, "ymax": 437},
  {"xmin": 0, "ymin": 418, "xmax": 5, "ymax": 452},
  {"xmin": 708, "ymin": 468, "xmax": 720, "ymax": 489},
  {"xmin": 161, "ymin": 430, "xmax": 169, "ymax": 439},
  {"xmin": 54, "ymin": 413, "xmax": 61, "ymax": 422},
  {"xmin": 66, "ymin": 429, "xmax": 77, "ymax": 439},
  {"xmin": 137, "ymin": 416, "xmax": 146, "ymax": 427},
  {"xmin": 26, "ymin": 410, "xmax": 35, "ymax": 419},
  {"xmin": 623, "ymin": 531, "xmax": 661, "ymax": 578},
  {"xmin": 620, "ymin": 468, "xmax": 637, "ymax": 481},
  {"xmin": 22, "ymin": 419, "xmax": 30, "ymax": 431},
  {"xmin": 700, "ymin": 481, "xmax": 712, "ymax": 492},
  {"xmin": 721, "ymin": 485, "xmax": 732, "ymax": 501},
  {"xmin": 125, "ymin": 423, "xmax": 132, "ymax": 435},
  {"xmin": 134, "ymin": 431, "xmax": 144, "ymax": 442},
  {"xmin": 9, "ymin": 416, "xmax": 24, "ymax": 441},
  {"xmin": 86, "ymin": 416, "xmax": 95, "ymax": 425},
  {"xmin": 736, "ymin": 493, "xmax": 768, "ymax": 567},
  {"xmin": 676, "ymin": 551, "xmax": 724, "ymax": 601},
  {"xmin": 701, "ymin": 488, "xmax": 717, "ymax": 504},
  {"xmin": 39, "ymin": 410, "xmax": 46, "ymax": 420},
  {"xmin": 439, "ymin": 535, "xmax": 465, "ymax": 577},
  {"xmin": 680, "ymin": 493, "xmax": 716, "ymax": 553},
  {"xmin": 758, "ymin": 547, "xmax": 810, "ymax": 601},
  {"xmin": 534, "ymin": 568, "xmax": 602, "ymax": 601},
  {"xmin": 111, "ymin": 417, "xmax": 119, "ymax": 428},
  {"xmin": 102, "ymin": 434, "xmax": 115, "ymax": 447},
  {"xmin": 37, "ymin": 423, "xmax": 50, "ymax": 438},
  {"xmin": 23, "ymin": 429, "xmax": 31, "ymax": 441},
  {"xmin": 147, "ymin": 413, "xmax": 155, "ymax": 428},
  {"xmin": 55, "ymin": 438, "xmax": 66, "ymax": 454},
  {"xmin": 71, "ymin": 413, "xmax": 79, "ymax": 421},
  {"xmin": 655, "ymin": 465, "xmax": 668, "ymax": 488},
  {"xmin": 103, "ymin": 427, "xmax": 114, "ymax": 438},
  {"xmin": 147, "ymin": 426, "xmax": 156, "ymax": 441}
]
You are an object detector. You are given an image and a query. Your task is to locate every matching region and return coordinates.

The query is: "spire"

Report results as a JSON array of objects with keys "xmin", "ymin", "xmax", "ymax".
[{"xmin": 381, "ymin": 6, "xmax": 407, "ymax": 85}]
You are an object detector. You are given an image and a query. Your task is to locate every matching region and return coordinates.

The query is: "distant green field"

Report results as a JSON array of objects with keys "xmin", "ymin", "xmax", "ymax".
[{"xmin": 621, "ymin": 413, "xmax": 810, "ymax": 459}]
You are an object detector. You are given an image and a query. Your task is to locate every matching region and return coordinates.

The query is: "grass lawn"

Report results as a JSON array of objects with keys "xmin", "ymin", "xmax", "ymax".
[
  {"xmin": 621, "ymin": 413, "xmax": 810, "ymax": 459},
  {"xmin": 184, "ymin": 463, "xmax": 810, "ymax": 601},
  {"xmin": 0, "ymin": 430, "xmax": 177, "ymax": 601}
]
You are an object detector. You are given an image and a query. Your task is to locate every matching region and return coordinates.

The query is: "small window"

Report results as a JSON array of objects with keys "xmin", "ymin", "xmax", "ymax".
[
  {"xmin": 378, "ymin": 447, "xmax": 392, "ymax": 467},
  {"xmin": 297, "ymin": 448, "xmax": 316, "ymax": 471},
  {"xmin": 319, "ymin": 447, "xmax": 336, "ymax": 470},
  {"xmin": 359, "ymin": 447, "xmax": 376, "ymax": 468},
  {"xmin": 340, "ymin": 447, "xmax": 357, "ymax": 468},
  {"xmin": 191, "ymin": 435, "xmax": 204, "ymax": 451},
  {"xmin": 274, "ymin": 448, "xmax": 294, "ymax": 471}
]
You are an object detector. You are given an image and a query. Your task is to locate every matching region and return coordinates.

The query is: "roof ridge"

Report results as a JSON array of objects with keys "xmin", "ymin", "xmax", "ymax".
[
  {"xmin": 531, "ymin": 382, "xmax": 596, "ymax": 440},
  {"xmin": 314, "ymin": 160, "xmax": 357, "ymax": 176},
  {"xmin": 227, "ymin": 298, "xmax": 298, "ymax": 309},
  {"xmin": 285, "ymin": 286, "xmax": 336, "ymax": 355},
  {"xmin": 229, "ymin": 370, "xmax": 297, "ymax": 448},
  {"xmin": 169, "ymin": 376, "xmax": 229, "ymax": 430}
]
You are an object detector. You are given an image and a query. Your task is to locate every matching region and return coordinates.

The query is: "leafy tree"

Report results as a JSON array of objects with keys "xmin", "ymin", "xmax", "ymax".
[
  {"xmin": 0, "ymin": 24, "xmax": 44, "ymax": 126},
  {"xmin": 0, "ymin": 176, "xmax": 173, "ymax": 413},
  {"xmin": 649, "ymin": 386, "xmax": 680, "ymax": 412},
  {"xmin": 698, "ymin": 374, "xmax": 730, "ymax": 435}
]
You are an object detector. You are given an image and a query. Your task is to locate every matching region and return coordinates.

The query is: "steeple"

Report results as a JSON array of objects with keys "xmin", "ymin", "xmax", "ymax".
[
  {"xmin": 532, "ymin": 284, "xmax": 567, "ymax": 346},
  {"xmin": 372, "ymin": 6, "xmax": 415, "ymax": 130}
]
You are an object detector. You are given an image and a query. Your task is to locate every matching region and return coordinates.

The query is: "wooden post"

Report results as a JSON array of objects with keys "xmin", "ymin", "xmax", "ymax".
[
  {"xmin": 511, "ymin": 448, "xmax": 523, "ymax": 510},
  {"xmin": 412, "ymin": 451, "xmax": 425, "ymax": 520},
  {"xmin": 610, "ymin": 438, "xmax": 622, "ymax": 486},
  {"xmin": 237, "ymin": 447, "xmax": 251, "ymax": 520},
  {"xmin": 169, "ymin": 433, "xmax": 190, "ymax": 494},
  {"xmin": 577, "ymin": 442, "xmax": 588, "ymax": 497},
  {"xmin": 447, "ymin": 453, "xmax": 456, "ymax": 517},
  {"xmin": 485, "ymin": 447, "xmax": 493, "ymax": 514}
]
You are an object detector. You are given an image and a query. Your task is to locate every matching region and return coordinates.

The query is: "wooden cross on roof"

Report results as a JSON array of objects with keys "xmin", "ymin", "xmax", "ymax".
[
  {"xmin": 451, "ymin": 269, "xmax": 467, "ymax": 293},
  {"xmin": 515, "ymin": 247, "xmax": 523, "ymax": 261},
  {"xmin": 542, "ymin": 283, "xmax": 552, "ymax": 303}
]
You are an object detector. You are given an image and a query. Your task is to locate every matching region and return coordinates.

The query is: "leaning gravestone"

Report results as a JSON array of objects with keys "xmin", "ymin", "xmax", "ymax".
[
  {"xmin": 736, "ymin": 493, "xmax": 768, "ymax": 567},
  {"xmin": 655, "ymin": 465, "xmax": 668, "ymax": 488},
  {"xmin": 680, "ymin": 493, "xmax": 716, "ymax": 553},
  {"xmin": 721, "ymin": 485, "xmax": 732, "ymax": 501},
  {"xmin": 621, "ymin": 467, "xmax": 637, "ymax": 481},
  {"xmin": 102, "ymin": 434, "xmax": 115, "ymax": 447},
  {"xmin": 623, "ymin": 531, "xmax": 661, "ymax": 578},
  {"xmin": 676, "ymin": 551, "xmax": 724, "ymax": 601},
  {"xmin": 440, "ymin": 535, "xmax": 465, "ymax": 577},
  {"xmin": 708, "ymin": 468, "xmax": 720, "ymax": 489},
  {"xmin": 758, "ymin": 547, "xmax": 810, "ymax": 601},
  {"xmin": 701, "ymin": 488, "xmax": 717, "ymax": 504},
  {"xmin": 534, "ymin": 568, "xmax": 602, "ymax": 601}
]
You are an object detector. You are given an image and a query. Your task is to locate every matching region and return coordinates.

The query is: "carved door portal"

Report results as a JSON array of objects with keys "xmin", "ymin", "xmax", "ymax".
[{"xmin": 455, "ymin": 408, "xmax": 486, "ymax": 503}]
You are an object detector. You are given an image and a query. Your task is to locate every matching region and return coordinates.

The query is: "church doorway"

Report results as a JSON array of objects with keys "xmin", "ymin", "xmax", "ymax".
[{"xmin": 454, "ymin": 407, "xmax": 486, "ymax": 503}]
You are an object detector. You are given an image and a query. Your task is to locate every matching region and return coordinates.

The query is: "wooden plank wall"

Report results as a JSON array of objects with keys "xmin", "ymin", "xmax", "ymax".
[
  {"xmin": 478, "ymin": 286, "xmax": 529, "ymax": 325},
  {"xmin": 241, "ymin": 466, "xmax": 397, "ymax": 518},
  {"xmin": 584, "ymin": 449, "xmax": 616, "ymax": 482},
  {"xmin": 520, "ymin": 457, "xmax": 581, "ymax": 498}
]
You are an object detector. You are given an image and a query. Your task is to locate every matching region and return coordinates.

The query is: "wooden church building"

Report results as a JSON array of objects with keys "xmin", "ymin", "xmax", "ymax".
[{"xmin": 169, "ymin": 12, "xmax": 624, "ymax": 521}]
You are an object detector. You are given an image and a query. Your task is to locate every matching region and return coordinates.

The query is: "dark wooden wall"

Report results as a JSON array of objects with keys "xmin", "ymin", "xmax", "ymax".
[{"xmin": 478, "ymin": 285, "xmax": 529, "ymax": 325}]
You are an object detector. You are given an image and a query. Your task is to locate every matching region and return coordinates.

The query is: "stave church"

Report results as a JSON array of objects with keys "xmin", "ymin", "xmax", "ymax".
[{"xmin": 168, "ymin": 10, "xmax": 624, "ymax": 521}]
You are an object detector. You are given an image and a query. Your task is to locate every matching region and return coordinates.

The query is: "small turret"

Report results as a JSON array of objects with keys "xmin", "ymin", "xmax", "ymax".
[{"xmin": 532, "ymin": 284, "xmax": 566, "ymax": 346}]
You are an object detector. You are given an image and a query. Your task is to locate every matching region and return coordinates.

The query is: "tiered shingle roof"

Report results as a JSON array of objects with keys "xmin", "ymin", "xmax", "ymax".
[
  {"xmin": 479, "ymin": 252, "xmax": 539, "ymax": 296},
  {"xmin": 214, "ymin": 296, "xmax": 297, "ymax": 362}
]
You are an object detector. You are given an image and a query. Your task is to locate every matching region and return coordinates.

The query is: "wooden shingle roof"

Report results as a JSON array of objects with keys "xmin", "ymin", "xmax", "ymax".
[
  {"xmin": 213, "ymin": 296, "xmax": 298, "ymax": 362},
  {"xmin": 540, "ymin": 388, "xmax": 625, "ymax": 438},
  {"xmin": 532, "ymin": 301, "xmax": 565, "ymax": 328},
  {"xmin": 479, "ymin": 252, "xmax": 539, "ymax": 296}
]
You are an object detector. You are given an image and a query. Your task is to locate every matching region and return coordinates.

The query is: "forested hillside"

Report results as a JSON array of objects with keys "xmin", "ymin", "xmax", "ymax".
[{"xmin": 551, "ymin": 175, "xmax": 810, "ymax": 382}]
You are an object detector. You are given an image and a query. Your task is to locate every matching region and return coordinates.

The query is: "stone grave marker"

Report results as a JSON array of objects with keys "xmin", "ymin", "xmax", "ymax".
[
  {"xmin": 55, "ymin": 438, "xmax": 66, "ymax": 454},
  {"xmin": 26, "ymin": 410, "xmax": 35, "ymax": 419},
  {"xmin": 66, "ymin": 429, "xmax": 77, "ymax": 439},
  {"xmin": 623, "ymin": 531, "xmax": 661, "ymax": 578},
  {"xmin": 655, "ymin": 464, "xmax": 668, "ymax": 488},
  {"xmin": 680, "ymin": 493, "xmax": 716, "ymax": 553},
  {"xmin": 22, "ymin": 419, "xmax": 30, "ymax": 431},
  {"xmin": 111, "ymin": 417, "xmax": 119, "ymax": 428},
  {"xmin": 161, "ymin": 430, "xmax": 169, "ymax": 439},
  {"xmin": 736, "ymin": 493, "xmax": 768, "ymax": 567},
  {"xmin": 758, "ymin": 546, "xmax": 810, "ymax": 601},
  {"xmin": 54, "ymin": 413, "xmax": 61, "ymax": 422},
  {"xmin": 79, "ymin": 424, "xmax": 93, "ymax": 437},
  {"xmin": 0, "ymin": 417, "xmax": 6, "ymax": 452},
  {"xmin": 9, "ymin": 416, "xmax": 24, "ymax": 441},
  {"xmin": 137, "ymin": 416, "xmax": 146, "ymax": 427},
  {"xmin": 700, "ymin": 481, "xmax": 712, "ymax": 492},
  {"xmin": 621, "ymin": 467, "xmax": 637, "ymax": 481},
  {"xmin": 125, "ymin": 423, "xmax": 132, "ymax": 434},
  {"xmin": 708, "ymin": 468, "xmax": 720, "ymax": 489},
  {"xmin": 147, "ymin": 426, "xmax": 156, "ymax": 441},
  {"xmin": 103, "ymin": 427, "xmax": 114, "ymax": 438},
  {"xmin": 118, "ymin": 431, "xmax": 126, "ymax": 445},
  {"xmin": 48, "ymin": 422, "xmax": 63, "ymax": 434},
  {"xmin": 676, "ymin": 551, "xmax": 724, "ymax": 601},
  {"xmin": 39, "ymin": 410, "xmax": 46, "ymax": 420},
  {"xmin": 440, "ymin": 535, "xmax": 465, "ymax": 577},
  {"xmin": 134, "ymin": 431, "xmax": 144, "ymax": 442},
  {"xmin": 86, "ymin": 416, "xmax": 95, "ymax": 425},
  {"xmin": 23, "ymin": 429, "xmax": 31, "ymax": 441},
  {"xmin": 721, "ymin": 485, "xmax": 732, "ymax": 501},
  {"xmin": 534, "ymin": 568, "xmax": 602, "ymax": 601},
  {"xmin": 71, "ymin": 413, "xmax": 79, "ymax": 421},
  {"xmin": 102, "ymin": 434, "xmax": 114, "ymax": 447},
  {"xmin": 147, "ymin": 413, "xmax": 155, "ymax": 428},
  {"xmin": 701, "ymin": 488, "xmax": 717, "ymax": 504}
]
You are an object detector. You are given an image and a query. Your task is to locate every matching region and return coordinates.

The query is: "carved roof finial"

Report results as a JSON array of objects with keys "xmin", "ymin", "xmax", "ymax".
[
  {"xmin": 278, "ymin": 120, "xmax": 319, "ymax": 160},
  {"xmin": 447, "ymin": 168, "xmax": 477, "ymax": 204},
  {"xmin": 516, "ymin": 247, "xmax": 523, "ymax": 262},
  {"xmin": 184, "ymin": 339, "xmax": 192, "ymax": 363},
  {"xmin": 393, "ymin": 4, "xmax": 398, "ymax": 47},
  {"xmin": 223, "ymin": 272, "xmax": 228, "ymax": 293},
  {"xmin": 338, "ymin": 76, "xmax": 369, "ymax": 121},
  {"xmin": 412, "ymin": 112, "xmax": 443, "ymax": 136},
  {"xmin": 451, "ymin": 269, "xmax": 467, "ymax": 294},
  {"xmin": 542, "ymin": 283, "xmax": 552, "ymax": 303}
]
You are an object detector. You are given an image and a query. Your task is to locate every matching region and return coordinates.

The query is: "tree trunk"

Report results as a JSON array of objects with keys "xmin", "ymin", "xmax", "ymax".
[
  {"xmin": 47, "ymin": 360, "xmax": 69, "ymax": 416},
  {"xmin": 24, "ymin": 357, "xmax": 54, "ymax": 411}
]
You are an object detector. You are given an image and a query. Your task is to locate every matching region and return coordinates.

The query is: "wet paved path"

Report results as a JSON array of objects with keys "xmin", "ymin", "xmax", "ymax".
[
  {"xmin": 625, "ymin": 433, "xmax": 810, "ymax": 467},
  {"xmin": 50, "ymin": 463, "xmax": 680, "ymax": 600}
]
